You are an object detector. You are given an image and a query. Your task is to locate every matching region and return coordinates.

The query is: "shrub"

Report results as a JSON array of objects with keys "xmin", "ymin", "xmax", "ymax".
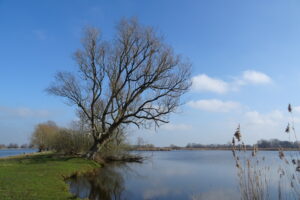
[
  {"xmin": 30, "ymin": 121, "xmax": 129, "ymax": 157},
  {"xmin": 50, "ymin": 129, "xmax": 93, "ymax": 155}
]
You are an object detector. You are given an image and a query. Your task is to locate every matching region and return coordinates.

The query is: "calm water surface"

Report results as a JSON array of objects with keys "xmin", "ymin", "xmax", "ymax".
[
  {"xmin": 0, "ymin": 149, "xmax": 37, "ymax": 157},
  {"xmin": 67, "ymin": 150, "xmax": 295, "ymax": 200}
]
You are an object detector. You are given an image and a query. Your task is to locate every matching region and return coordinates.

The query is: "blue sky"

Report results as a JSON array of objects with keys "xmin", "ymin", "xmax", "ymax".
[{"xmin": 1, "ymin": 0, "xmax": 300, "ymax": 146}]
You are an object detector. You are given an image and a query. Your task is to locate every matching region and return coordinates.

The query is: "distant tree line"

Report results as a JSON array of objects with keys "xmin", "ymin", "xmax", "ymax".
[
  {"xmin": 256, "ymin": 139, "xmax": 299, "ymax": 148},
  {"xmin": 186, "ymin": 143, "xmax": 241, "ymax": 149},
  {"xmin": 132, "ymin": 137, "xmax": 155, "ymax": 148},
  {"xmin": 0, "ymin": 143, "xmax": 33, "ymax": 149},
  {"xmin": 186, "ymin": 139, "xmax": 300, "ymax": 149}
]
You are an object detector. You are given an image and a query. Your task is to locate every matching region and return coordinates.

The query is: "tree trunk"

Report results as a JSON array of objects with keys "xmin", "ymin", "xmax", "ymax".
[
  {"xmin": 85, "ymin": 132, "xmax": 112, "ymax": 160},
  {"xmin": 86, "ymin": 141, "xmax": 98, "ymax": 159}
]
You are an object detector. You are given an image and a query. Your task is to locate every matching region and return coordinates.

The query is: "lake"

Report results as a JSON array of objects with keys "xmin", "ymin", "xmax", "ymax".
[
  {"xmin": 67, "ymin": 150, "xmax": 298, "ymax": 200},
  {"xmin": 0, "ymin": 149, "xmax": 37, "ymax": 158}
]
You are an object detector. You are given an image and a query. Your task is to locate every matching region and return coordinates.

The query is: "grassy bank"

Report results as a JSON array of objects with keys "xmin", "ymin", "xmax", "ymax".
[{"xmin": 0, "ymin": 152, "xmax": 99, "ymax": 200}]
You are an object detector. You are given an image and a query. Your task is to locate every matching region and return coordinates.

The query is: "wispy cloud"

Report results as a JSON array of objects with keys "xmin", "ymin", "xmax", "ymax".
[
  {"xmin": 191, "ymin": 70, "xmax": 272, "ymax": 94},
  {"xmin": 161, "ymin": 123, "xmax": 192, "ymax": 131},
  {"xmin": 243, "ymin": 110, "xmax": 284, "ymax": 126},
  {"xmin": 0, "ymin": 106, "xmax": 51, "ymax": 119},
  {"xmin": 292, "ymin": 106, "xmax": 300, "ymax": 113},
  {"xmin": 143, "ymin": 188, "xmax": 173, "ymax": 200},
  {"xmin": 191, "ymin": 189, "xmax": 239, "ymax": 200},
  {"xmin": 187, "ymin": 99, "xmax": 241, "ymax": 112},
  {"xmin": 234, "ymin": 109, "xmax": 289, "ymax": 143},
  {"xmin": 32, "ymin": 30, "xmax": 47, "ymax": 40}
]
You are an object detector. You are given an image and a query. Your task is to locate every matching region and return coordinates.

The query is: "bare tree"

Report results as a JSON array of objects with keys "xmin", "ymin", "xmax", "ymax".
[{"xmin": 47, "ymin": 18, "xmax": 191, "ymax": 158}]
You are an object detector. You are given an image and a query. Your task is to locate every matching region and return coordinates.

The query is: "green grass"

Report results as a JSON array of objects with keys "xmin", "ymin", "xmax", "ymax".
[{"xmin": 0, "ymin": 152, "xmax": 99, "ymax": 200}]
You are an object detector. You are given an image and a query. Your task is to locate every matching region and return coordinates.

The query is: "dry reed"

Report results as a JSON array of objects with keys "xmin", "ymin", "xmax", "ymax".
[
  {"xmin": 232, "ymin": 104, "xmax": 300, "ymax": 199},
  {"xmin": 232, "ymin": 125, "xmax": 270, "ymax": 200}
]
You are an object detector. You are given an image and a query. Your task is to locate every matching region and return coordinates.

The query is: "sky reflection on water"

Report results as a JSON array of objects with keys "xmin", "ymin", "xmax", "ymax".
[{"xmin": 67, "ymin": 150, "xmax": 295, "ymax": 200}]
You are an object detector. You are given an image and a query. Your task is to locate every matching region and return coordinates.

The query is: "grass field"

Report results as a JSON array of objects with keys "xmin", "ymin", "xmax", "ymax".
[{"xmin": 0, "ymin": 152, "xmax": 99, "ymax": 200}]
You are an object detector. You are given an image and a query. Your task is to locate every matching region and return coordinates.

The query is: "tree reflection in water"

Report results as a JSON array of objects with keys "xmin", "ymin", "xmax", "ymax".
[{"xmin": 67, "ymin": 164, "xmax": 130, "ymax": 200}]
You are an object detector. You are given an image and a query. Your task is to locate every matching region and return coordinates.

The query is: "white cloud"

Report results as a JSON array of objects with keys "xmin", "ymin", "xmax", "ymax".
[
  {"xmin": 239, "ymin": 70, "xmax": 272, "ymax": 85},
  {"xmin": 292, "ymin": 106, "xmax": 300, "ymax": 113},
  {"xmin": 187, "ymin": 99, "xmax": 240, "ymax": 112},
  {"xmin": 243, "ymin": 110, "xmax": 284, "ymax": 126},
  {"xmin": 161, "ymin": 123, "xmax": 192, "ymax": 131},
  {"xmin": 191, "ymin": 70, "xmax": 272, "ymax": 94},
  {"xmin": 191, "ymin": 74, "xmax": 228, "ymax": 94},
  {"xmin": 235, "ymin": 110, "xmax": 288, "ymax": 143}
]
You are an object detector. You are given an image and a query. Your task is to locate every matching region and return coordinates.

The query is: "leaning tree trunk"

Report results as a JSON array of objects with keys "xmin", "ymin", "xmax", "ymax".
[
  {"xmin": 86, "ymin": 132, "xmax": 111, "ymax": 160},
  {"xmin": 86, "ymin": 141, "xmax": 98, "ymax": 159}
]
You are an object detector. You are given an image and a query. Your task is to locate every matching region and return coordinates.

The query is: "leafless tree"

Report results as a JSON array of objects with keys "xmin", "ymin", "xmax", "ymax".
[
  {"xmin": 47, "ymin": 18, "xmax": 191, "ymax": 158},
  {"xmin": 30, "ymin": 121, "xmax": 59, "ymax": 152}
]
